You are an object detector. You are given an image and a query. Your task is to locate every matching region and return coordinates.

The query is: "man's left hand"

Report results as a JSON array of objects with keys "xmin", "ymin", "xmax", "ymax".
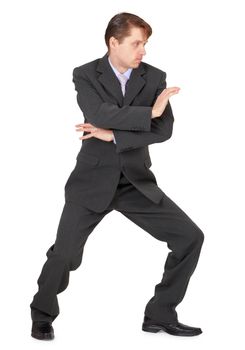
[{"xmin": 75, "ymin": 123, "xmax": 114, "ymax": 142}]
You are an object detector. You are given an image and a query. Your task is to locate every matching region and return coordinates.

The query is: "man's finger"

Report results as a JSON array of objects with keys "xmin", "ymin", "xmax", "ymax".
[
  {"xmin": 75, "ymin": 123, "xmax": 94, "ymax": 127},
  {"xmin": 162, "ymin": 88, "xmax": 180, "ymax": 98},
  {"xmin": 161, "ymin": 87, "xmax": 180, "ymax": 94},
  {"xmin": 79, "ymin": 133, "xmax": 94, "ymax": 140},
  {"xmin": 168, "ymin": 92, "xmax": 179, "ymax": 98},
  {"xmin": 76, "ymin": 126, "xmax": 98, "ymax": 132},
  {"xmin": 166, "ymin": 87, "xmax": 180, "ymax": 91}
]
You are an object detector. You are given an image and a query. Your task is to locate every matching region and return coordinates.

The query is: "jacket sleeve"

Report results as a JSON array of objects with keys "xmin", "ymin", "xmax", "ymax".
[
  {"xmin": 73, "ymin": 67, "xmax": 152, "ymax": 132},
  {"xmin": 113, "ymin": 73, "xmax": 175, "ymax": 153}
]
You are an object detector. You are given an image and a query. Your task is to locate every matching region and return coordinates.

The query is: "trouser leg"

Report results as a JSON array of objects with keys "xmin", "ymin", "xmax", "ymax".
[
  {"xmin": 112, "ymin": 181, "xmax": 204, "ymax": 324},
  {"xmin": 30, "ymin": 200, "xmax": 111, "ymax": 321}
]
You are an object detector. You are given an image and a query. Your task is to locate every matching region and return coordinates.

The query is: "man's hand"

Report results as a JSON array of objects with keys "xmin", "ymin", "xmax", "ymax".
[
  {"xmin": 152, "ymin": 86, "xmax": 180, "ymax": 118},
  {"xmin": 75, "ymin": 123, "xmax": 114, "ymax": 142}
]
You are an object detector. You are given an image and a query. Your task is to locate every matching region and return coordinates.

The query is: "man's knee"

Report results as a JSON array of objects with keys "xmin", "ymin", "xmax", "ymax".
[
  {"xmin": 196, "ymin": 227, "xmax": 204, "ymax": 244},
  {"xmin": 46, "ymin": 244, "xmax": 83, "ymax": 271},
  {"xmin": 190, "ymin": 225, "xmax": 204, "ymax": 248},
  {"xmin": 69, "ymin": 255, "xmax": 83, "ymax": 271}
]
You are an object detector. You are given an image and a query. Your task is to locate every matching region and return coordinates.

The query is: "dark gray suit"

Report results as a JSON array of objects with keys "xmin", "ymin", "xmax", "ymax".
[
  {"xmin": 30, "ymin": 53, "xmax": 204, "ymax": 325},
  {"xmin": 64, "ymin": 52, "xmax": 174, "ymax": 212}
]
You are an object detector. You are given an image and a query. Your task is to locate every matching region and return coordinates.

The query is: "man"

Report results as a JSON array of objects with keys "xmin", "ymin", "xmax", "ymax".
[{"xmin": 30, "ymin": 12, "xmax": 204, "ymax": 340}]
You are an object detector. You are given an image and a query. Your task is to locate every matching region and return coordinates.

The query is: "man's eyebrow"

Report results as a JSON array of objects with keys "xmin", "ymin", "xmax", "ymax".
[{"xmin": 132, "ymin": 40, "xmax": 148, "ymax": 43}]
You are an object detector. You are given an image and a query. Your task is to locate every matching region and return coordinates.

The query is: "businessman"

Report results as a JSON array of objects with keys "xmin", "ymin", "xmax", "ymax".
[{"xmin": 30, "ymin": 12, "xmax": 204, "ymax": 340}]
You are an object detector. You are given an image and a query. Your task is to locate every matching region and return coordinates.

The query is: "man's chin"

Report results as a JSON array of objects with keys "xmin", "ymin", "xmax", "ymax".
[{"xmin": 132, "ymin": 61, "xmax": 141, "ymax": 67}]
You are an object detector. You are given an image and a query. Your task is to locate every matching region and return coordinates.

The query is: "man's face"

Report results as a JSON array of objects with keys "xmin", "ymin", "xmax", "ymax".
[{"xmin": 110, "ymin": 27, "xmax": 148, "ymax": 69}]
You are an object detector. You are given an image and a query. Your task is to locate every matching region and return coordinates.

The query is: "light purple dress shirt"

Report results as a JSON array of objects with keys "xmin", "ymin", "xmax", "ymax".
[{"xmin": 108, "ymin": 56, "xmax": 133, "ymax": 144}]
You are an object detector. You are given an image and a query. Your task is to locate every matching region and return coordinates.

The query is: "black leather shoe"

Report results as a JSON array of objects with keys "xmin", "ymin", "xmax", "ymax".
[
  {"xmin": 31, "ymin": 321, "xmax": 54, "ymax": 340},
  {"xmin": 142, "ymin": 316, "xmax": 202, "ymax": 336}
]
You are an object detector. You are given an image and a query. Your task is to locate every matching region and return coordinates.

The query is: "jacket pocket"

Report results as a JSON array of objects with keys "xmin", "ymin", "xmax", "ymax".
[{"xmin": 76, "ymin": 151, "xmax": 99, "ymax": 166}]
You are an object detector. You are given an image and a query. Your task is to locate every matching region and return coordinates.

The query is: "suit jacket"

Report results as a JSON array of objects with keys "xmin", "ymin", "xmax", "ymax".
[{"xmin": 64, "ymin": 52, "xmax": 175, "ymax": 212}]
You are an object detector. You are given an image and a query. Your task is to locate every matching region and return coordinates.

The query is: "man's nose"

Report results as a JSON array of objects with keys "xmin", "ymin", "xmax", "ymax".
[{"xmin": 139, "ymin": 46, "xmax": 146, "ymax": 56}]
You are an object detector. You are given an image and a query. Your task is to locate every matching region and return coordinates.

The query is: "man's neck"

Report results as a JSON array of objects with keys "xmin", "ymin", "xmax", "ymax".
[{"xmin": 108, "ymin": 54, "xmax": 129, "ymax": 74}]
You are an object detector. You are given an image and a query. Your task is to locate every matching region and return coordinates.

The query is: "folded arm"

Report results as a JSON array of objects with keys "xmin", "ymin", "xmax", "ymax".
[
  {"xmin": 113, "ymin": 73, "xmax": 175, "ymax": 153},
  {"xmin": 113, "ymin": 102, "xmax": 174, "ymax": 152}
]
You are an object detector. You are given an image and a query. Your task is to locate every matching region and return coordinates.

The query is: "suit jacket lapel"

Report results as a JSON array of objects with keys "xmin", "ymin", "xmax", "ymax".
[
  {"xmin": 96, "ymin": 53, "xmax": 146, "ymax": 107},
  {"xmin": 97, "ymin": 53, "xmax": 123, "ymax": 105},
  {"xmin": 124, "ymin": 66, "xmax": 146, "ymax": 105}
]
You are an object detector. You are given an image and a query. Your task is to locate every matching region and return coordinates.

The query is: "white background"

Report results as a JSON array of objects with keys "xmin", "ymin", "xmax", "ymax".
[{"xmin": 1, "ymin": 0, "xmax": 244, "ymax": 348}]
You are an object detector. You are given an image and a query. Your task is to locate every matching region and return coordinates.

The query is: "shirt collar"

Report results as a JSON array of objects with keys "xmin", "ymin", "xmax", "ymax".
[{"xmin": 108, "ymin": 55, "xmax": 132, "ymax": 80}]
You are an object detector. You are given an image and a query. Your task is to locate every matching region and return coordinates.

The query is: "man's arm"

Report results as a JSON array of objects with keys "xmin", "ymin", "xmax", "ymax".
[
  {"xmin": 112, "ymin": 73, "xmax": 175, "ymax": 153},
  {"xmin": 73, "ymin": 67, "xmax": 152, "ymax": 132}
]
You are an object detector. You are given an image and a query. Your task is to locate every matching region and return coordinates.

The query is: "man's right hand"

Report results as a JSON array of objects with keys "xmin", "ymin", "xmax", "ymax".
[{"xmin": 152, "ymin": 87, "xmax": 180, "ymax": 118}]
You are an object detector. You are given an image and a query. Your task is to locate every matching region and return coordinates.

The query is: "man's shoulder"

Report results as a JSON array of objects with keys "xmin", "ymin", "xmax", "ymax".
[{"xmin": 73, "ymin": 57, "xmax": 100, "ymax": 78}]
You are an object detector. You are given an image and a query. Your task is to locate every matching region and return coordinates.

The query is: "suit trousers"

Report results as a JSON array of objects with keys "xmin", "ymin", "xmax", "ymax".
[{"xmin": 30, "ymin": 171, "xmax": 204, "ymax": 324}]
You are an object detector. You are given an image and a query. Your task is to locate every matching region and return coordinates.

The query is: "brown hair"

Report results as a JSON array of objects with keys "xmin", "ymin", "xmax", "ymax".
[{"xmin": 105, "ymin": 12, "xmax": 152, "ymax": 53}]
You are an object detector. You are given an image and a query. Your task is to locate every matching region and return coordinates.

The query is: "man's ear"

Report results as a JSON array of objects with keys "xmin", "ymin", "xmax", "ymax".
[{"xmin": 109, "ymin": 36, "xmax": 118, "ymax": 50}]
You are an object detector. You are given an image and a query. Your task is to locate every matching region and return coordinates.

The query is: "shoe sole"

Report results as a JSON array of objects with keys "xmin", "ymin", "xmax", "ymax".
[
  {"xmin": 142, "ymin": 324, "xmax": 202, "ymax": 336},
  {"xmin": 31, "ymin": 332, "xmax": 54, "ymax": 340}
]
